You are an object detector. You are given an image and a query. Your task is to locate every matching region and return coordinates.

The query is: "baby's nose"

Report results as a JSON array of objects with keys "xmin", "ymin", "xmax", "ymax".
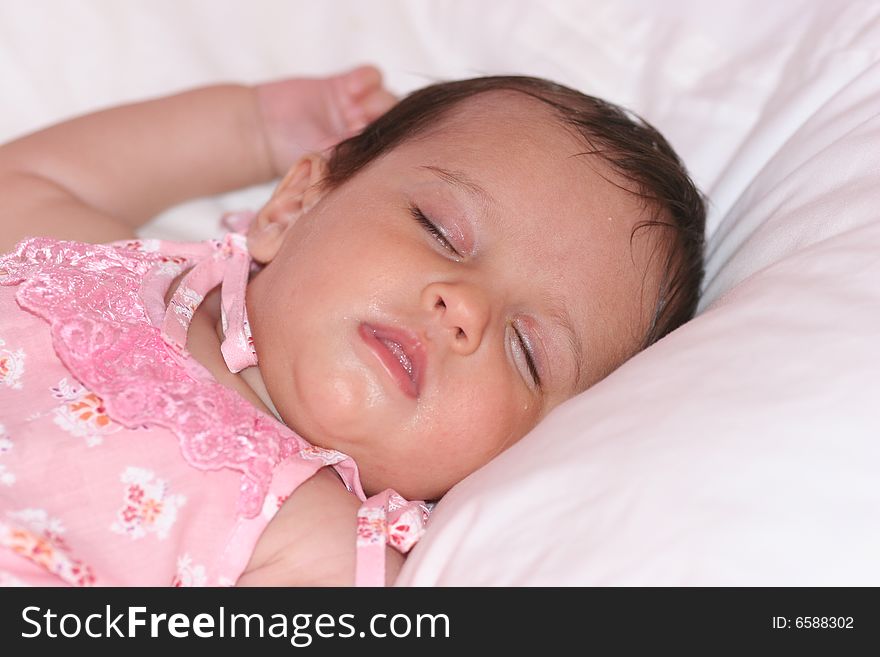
[{"xmin": 421, "ymin": 282, "xmax": 490, "ymax": 356}]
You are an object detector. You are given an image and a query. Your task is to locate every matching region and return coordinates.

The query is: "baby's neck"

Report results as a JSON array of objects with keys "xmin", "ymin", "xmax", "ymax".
[{"xmin": 165, "ymin": 274, "xmax": 282, "ymax": 422}]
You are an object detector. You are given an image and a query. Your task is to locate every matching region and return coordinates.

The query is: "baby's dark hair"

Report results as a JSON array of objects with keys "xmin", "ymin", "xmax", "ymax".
[{"xmin": 321, "ymin": 75, "xmax": 706, "ymax": 352}]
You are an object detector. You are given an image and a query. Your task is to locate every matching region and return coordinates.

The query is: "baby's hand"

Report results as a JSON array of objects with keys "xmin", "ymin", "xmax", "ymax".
[{"xmin": 255, "ymin": 65, "xmax": 396, "ymax": 178}]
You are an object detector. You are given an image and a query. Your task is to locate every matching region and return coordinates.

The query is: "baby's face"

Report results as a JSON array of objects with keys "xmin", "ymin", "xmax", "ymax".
[{"xmin": 246, "ymin": 95, "xmax": 659, "ymax": 500}]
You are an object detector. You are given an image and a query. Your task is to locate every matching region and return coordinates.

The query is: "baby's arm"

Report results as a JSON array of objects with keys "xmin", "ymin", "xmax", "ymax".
[
  {"xmin": 0, "ymin": 85, "xmax": 273, "ymax": 251},
  {"xmin": 0, "ymin": 66, "xmax": 393, "ymax": 252},
  {"xmin": 236, "ymin": 468, "xmax": 405, "ymax": 586}
]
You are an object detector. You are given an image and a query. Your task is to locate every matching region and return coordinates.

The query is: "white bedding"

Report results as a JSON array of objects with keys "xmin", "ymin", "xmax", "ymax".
[{"xmin": 2, "ymin": 0, "xmax": 878, "ymax": 585}]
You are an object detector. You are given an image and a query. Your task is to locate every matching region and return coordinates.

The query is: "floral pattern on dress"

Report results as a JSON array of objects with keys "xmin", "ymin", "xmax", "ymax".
[
  {"xmin": 387, "ymin": 504, "xmax": 429, "ymax": 553},
  {"xmin": 155, "ymin": 259, "xmax": 187, "ymax": 278},
  {"xmin": 117, "ymin": 238, "xmax": 161, "ymax": 254},
  {"xmin": 298, "ymin": 445, "xmax": 348, "ymax": 466},
  {"xmin": 51, "ymin": 378, "xmax": 120, "ymax": 447},
  {"xmin": 220, "ymin": 310, "xmax": 256, "ymax": 362},
  {"xmin": 356, "ymin": 506, "xmax": 387, "ymax": 547},
  {"xmin": 110, "ymin": 467, "xmax": 186, "ymax": 541},
  {"xmin": 170, "ymin": 286, "xmax": 203, "ymax": 324},
  {"xmin": 171, "ymin": 553, "xmax": 207, "ymax": 587},
  {"xmin": 260, "ymin": 492, "xmax": 291, "ymax": 521},
  {"xmin": 357, "ymin": 492, "xmax": 431, "ymax": 557},
  {"xmin": 0, "ymin": 423, "xmax": 14, "ymax": 487},
  {"xmin": 118, "ymin": 238, "xmax": 191, "ymax": 279},
  {"xmin": 1, "ymin": 509, "xmax": 95, "ymax": 586},
  {"xmin": 0, "ymin": 337, "xmax": 25, "ymax": 389}
]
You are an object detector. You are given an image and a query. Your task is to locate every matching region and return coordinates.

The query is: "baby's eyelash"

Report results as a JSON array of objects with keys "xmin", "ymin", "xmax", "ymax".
[
  {"xmin": 409, "ymin": 204, "xmax": 458, "ymax": 255},
  {"xmin": 513, "ymin": 324, "xmax": 541, "ymax": 389}
]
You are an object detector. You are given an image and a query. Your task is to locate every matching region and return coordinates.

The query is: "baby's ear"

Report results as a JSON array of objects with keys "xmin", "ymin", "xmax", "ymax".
[{"xmin": 248, "ymin": 153, "xmax": 329, "ymax": 264}]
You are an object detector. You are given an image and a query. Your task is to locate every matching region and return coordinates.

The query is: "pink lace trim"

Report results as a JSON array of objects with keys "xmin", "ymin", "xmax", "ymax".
[{"xmin": 0, "ymin": 238, "xmax": 330, "ymax": 517}]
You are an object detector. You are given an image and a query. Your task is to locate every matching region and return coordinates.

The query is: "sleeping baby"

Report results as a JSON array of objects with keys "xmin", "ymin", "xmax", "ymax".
[{"xmin": 0, "ymin": 65, "xmax": 705, "ymax": 586}]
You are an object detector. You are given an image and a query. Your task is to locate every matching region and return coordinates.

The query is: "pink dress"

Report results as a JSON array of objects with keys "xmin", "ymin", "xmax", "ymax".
[{"xmin": 0, "ymin": 232, "xmax": 428, "ymax": 587}]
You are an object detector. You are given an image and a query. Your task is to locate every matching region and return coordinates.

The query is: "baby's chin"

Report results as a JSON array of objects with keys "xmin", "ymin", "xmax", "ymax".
[
  {"xmin": 275, "ymin": 361, "xmax": 453, "ymax": 499},
  {"xmin": 350, "ymin": 459, "xmax": 433, "ymax": 501}
]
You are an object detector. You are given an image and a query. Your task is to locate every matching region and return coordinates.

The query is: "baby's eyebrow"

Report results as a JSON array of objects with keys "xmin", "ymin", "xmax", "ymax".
[{"xmin": 420, "ymin": 165, "xmax": 493, "ymax": 208}]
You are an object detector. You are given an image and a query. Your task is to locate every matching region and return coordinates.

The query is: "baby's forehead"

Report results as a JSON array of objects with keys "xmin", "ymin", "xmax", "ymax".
[
  {"xmin": 413, "ymin": 95, "xmax": 644, "ymax": 210},
  {"xmin": 400, "ymin": 101, "xmax": 604, "ymax": 200},
  {"xmin": 424, "ymin": 90, "xmax": 574, "ymax": 144},
  {"xmin": 391, "ymin": 93, "xmax": 649, "ymax": 244},
  {"xmin": 411, "ymin": 107, "xmax": 637, "ymax": 213}
]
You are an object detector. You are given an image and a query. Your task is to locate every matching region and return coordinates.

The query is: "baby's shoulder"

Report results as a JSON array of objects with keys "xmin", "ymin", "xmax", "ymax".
[{"xmin": 238, "ymin": 468, "xmax": 402, "ymax": 586}]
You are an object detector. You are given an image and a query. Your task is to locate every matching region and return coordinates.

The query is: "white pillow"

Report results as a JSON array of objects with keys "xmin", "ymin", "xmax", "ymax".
[{"xmin": 398, "ymin": 1, "xmax": 880, "ymax": 585}]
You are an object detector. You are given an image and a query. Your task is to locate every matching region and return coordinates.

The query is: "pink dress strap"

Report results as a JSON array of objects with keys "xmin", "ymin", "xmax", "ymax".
[
  {"xmin": 161, "ymin": 232, "xmax": 258, "ymax": 373},
  {"xmin": 356, "ymin": 490, "xmax": 431, "ymax": 586}
]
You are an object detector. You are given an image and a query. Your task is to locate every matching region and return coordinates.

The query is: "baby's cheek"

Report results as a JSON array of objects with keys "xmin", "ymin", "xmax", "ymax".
[
  {"xmin": 291, "ymin": 357, "xmax": 381, "ymax": 441},
  {"xmin": 488, "ymin": 393, "xmax": 541, "ymax": 452},
  {"xmin": 449, "ymin": 387, "xmax": 531, "ymax": 460}
]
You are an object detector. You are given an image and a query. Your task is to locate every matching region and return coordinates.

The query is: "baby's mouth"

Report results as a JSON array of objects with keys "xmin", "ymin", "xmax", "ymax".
[
  {"xmin": 378, "ymin": 337, "xmax": 414, "ymax": 379},
  {"xmin": 358, "ymin": 323, "xmax": 425, "ymax": 398}
]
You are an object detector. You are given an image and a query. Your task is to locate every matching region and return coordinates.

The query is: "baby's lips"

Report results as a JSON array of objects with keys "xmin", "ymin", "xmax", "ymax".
[{"xmin": 360, "ymin": 322, "xmax": 427, "ymax": 397}]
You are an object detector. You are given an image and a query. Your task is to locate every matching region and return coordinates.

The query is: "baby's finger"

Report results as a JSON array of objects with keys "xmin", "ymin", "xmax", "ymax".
[
  {"xmin": 360, "ymin": 89, "xmax": 398, "ymax": 122},
  {"xmin": 341, "ymin": 64, "xmax": 383, "ymax": 98}
]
